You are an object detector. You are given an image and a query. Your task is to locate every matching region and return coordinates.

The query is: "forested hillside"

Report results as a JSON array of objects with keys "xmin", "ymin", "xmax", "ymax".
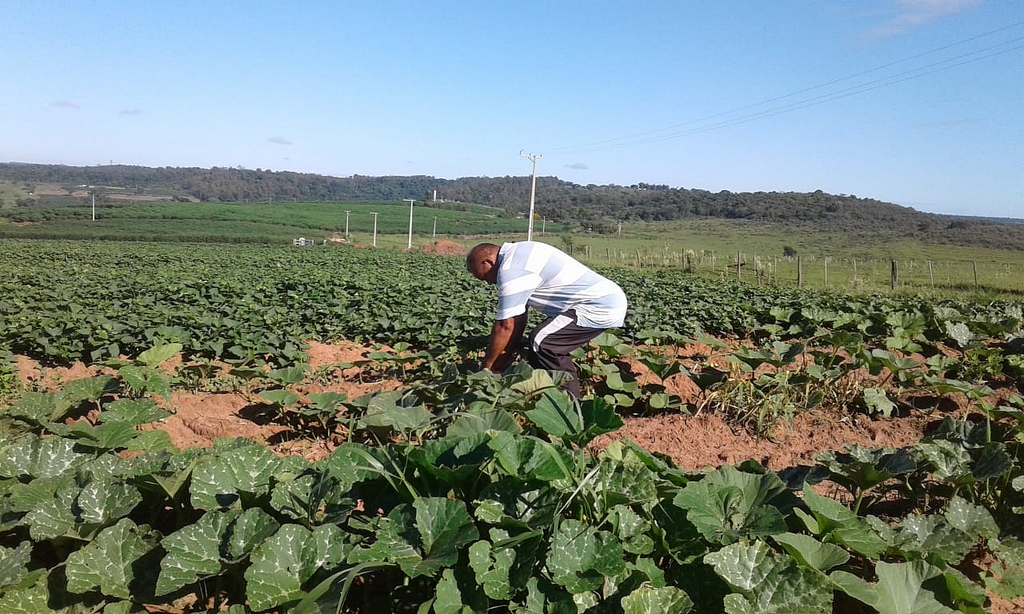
[{"xmin": 2, "ymin": 162, "xmax": 1022, "ymax": 250}]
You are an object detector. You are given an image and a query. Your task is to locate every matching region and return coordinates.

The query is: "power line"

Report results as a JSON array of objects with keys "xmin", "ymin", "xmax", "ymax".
[
  {"xmin": 611, "ymin": 38, "xmax": 1024, "ymax": 150},
  {"xmin": 545, "ymin": 21, "xmax": 1024, "ymax": 155}
]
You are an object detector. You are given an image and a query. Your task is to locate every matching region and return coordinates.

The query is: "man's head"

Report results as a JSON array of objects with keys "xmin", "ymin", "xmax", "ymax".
[{"xmin": 466, "ymin": 243, "xmax": 500, "ymax": 284}]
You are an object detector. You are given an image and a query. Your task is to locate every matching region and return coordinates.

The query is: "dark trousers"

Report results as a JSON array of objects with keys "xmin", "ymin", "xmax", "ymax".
[{"xmin": 526, "ymin": 310, "xmax": 605, "ymax": 398}]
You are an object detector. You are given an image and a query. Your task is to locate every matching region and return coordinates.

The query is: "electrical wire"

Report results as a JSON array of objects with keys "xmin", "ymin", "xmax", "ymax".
[{"xmin": 544, "ymin": 21, "xmax": 1024, "ymax": 156}]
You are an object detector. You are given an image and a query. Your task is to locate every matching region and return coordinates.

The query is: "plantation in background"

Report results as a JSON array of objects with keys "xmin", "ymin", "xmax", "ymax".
[
  {"xmin": 0, "ymin": 201, "xmax": 527, "ymax": 244},
  {"xmin": 1, "ymin": 239, "xmax": 1023, "ymax": 612},
  {"xmin": 3, "ymin": 199, "xmax": 1022, "ymax": 296}
]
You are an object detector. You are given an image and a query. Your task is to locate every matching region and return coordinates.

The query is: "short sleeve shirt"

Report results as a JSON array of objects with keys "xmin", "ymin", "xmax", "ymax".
[{"xmin": 495, "ymin": 241, "xmax": 627, "ymax": 328}]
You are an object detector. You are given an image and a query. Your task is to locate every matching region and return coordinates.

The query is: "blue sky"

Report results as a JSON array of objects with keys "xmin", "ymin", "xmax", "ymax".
[{"xmin": 1, "ymin": 1, "xmax": 1021, "ymax": 218}]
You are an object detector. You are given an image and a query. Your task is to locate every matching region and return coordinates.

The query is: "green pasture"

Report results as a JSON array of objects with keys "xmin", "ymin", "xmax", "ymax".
[
  {"xmin": 0, "ymin": 200, "xmax": 527, "ymax": 242},
  {"xmin": 466, "ymin": 221, "xmax": 1024, "ymax": 296},
  {"xmin": 0, "ymin": 180, "xmax": 32, "ymax": 209}
]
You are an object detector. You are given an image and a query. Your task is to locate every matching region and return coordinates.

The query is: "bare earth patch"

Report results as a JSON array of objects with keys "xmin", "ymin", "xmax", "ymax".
[
  {"xmin": 591, "ymin": 409, "xmax": 929, "ymax": 471},
  {"xmin": 10, "ymin": 340, "xmax": 953, "ymax": 472}
]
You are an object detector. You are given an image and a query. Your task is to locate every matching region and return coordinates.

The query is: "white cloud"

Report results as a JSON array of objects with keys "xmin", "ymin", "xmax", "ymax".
[
  {"xmin": 119, "ymin": 108, "xmax": 142, "ymax": 115},
  {"xmin": 52, "ymin": 99, "xmax": 78, "ymax": 109},
  {"xmin": 864, "ymin": 0, "xmax": 982, "ymax": 39},
  {"xmin": 566, "ymin": 163, "xmax": 589, "ymax": 170},
  {"xmin": 269, "ymin": 136, "xmax": 293, "ymax": 145}
]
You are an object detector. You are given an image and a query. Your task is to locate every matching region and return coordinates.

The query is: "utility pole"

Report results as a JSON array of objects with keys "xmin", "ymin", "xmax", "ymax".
[
  {"xmin": 344, "ymin": 210, "xmax": 351, "ymax": 239},
  {"xmin": 432, "ymin": 217, "xmax": 437, "ymax": 239},
  {"xmin": 520, "ymin": 151, "xmax": 541, "ymax": 241},
  {"xmin": 91, "ymin": 191, "xmax": 96, "ymax": 221},
  {"xmin": 370, "ymin": 212, "xmax": 379, "ymax": 247},
  {"xmin": 404, "ymin": 199, "xmax": 415, "ymax": 249}
]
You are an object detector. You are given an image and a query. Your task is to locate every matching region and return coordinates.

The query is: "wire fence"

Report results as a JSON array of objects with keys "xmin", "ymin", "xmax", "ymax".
[{"xmin": 571, "ymin": 246, "xmax": 1024, "ymax": 294}]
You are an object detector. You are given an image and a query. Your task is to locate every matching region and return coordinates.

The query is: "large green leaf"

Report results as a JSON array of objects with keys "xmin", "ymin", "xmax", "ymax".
[
  {"xmin": 521, "ymin": 439, "xmax": 575, "ymax": 482},
  {"xmin": 0, "ymin": 542, "xmax": 32, "ymax": 591},
  {"xmin": 798, "ymin": 486, "xmax": 888, "ymax": 558},
  {"xmin": 24, "ymin": 485, "xmax": 77, "ymax": 540},
  {"xmin": 47, "ymin": 420, "xmax": 139, "ymax": 451},
  {"xmin": 916, "ymin": 440, "xmax": 972, "ymax": 483},
  {"xmin": 448, "ymin": 406, "xmax": 521, "ymax": 437},
  {"xmin": 57, "ymin": 375, "xmax": 117, "ymax": 407},
  {"xmin": 100, "ymin": 398, "xmax": 172, "ymax": 425},
  {"xmin": 258, "ymin": 388, "xmax": 301, "ymax": 407},
  {"xmin": 862, "ymin": 388, "xmax": 897, "ymax": 417},
  {"xmin": 319, "ymin": 443, "xmax": 388, "ymax": 490},
  {"xmin": 830, "ymin": 560, "xmax": 958, "ymax": 614},
  {"xmin": 510, "ymin": 367, "xmax": 557, "ymax": 396},
  {"xmin": 546, "ymin": 518, "xmax": 625, "ymax": 595},
  {"xmin": 267, "ymin": 366, "xmax": 308, "ymax": 385},
  {"xmin": 468, "ymin": 531, "xmax": 514, "ymax": 600},
  {"xmin": 704, "ymin": 540, "xmax": 833, "ymax": 613},
  {"xmin": 189, "ymin": 440, "xmax": 285, "ymax": 510},
  {"xmin": 592, "ymin": 458, "xmax": 660, "ymax": 510},
  {"xmin": 0, "ymin": 435, "xmax": 90, "ymax": 479},
  {"xmin": 157, "ymin": 510, "xmax": 240, "ymax": 596},
  {"xmin": 137, "ymin": 343, "xmax": 182, "ymax": 368},
  {"xmin": 244, "ymin": 523, "xmax": 348, "ymax": 612},
  {"xmin": 76, "ymin": 479, "xmax": 143, "ymax": 525},
  {"xmin": 157, "ymin": 507, "xmax": 280, "ymax": 596},
  {"xmin": 270, "ymin": 470, "xmax": 354, "ymax": 525},
  {"xmin": 245, "ymin": 524, "xmax": 316, "ymax": 611},
  {"xmin": 5, "ymin": 391, "xmax": 69, "ymax": 424},
  {"xmin": 65, "ymin": 518, "xmax": 157, "ymax": 599},
  {"xmin": 983, "ymin": 538, "xmax": 1024, "ymax": 600},
  {"xmin": 621, "ymin": 584, "xmax": 694, "ymax": 614},
  {"xmin": 771, "ymin": 532, "xmax": 849, "ymax": 573},
  {"xmin": 814, "ymin": 445, "xmax": 915, "ymax": 495},
  {"xmin": 525, "ymin": 390, "xmax": 582, "ymax": 440},
  {"xmin": 608, "ymin": 505, "xmax": 655, "ymax": 555},
  {"xmin": 118, "ymin": 365, "xmax": 173, "ymax": 400},
  {"xmin": 942, "ymin": 497, "xmax": 998, "ymax": 542},
  {"xmin": 358, "ymin": 391, "xmax": 433, "ymax": 432},
  {"xmin": 0, "ymin": 570, "xmax": 53, "ymax": 613},
  {"xmin": 348, "ymin": 505, "xmax": 421, "ymax": 569},
  {"xmin": 7, "ymin": 474, "xmax": 73, "ymax": 513},
  {"xmin": 403, "ymin": 497, "xmax": 479, "ymax": 578},
  {"xmin": 433, "ymin": 567, "xmax": 471, "ymax": 614},
  {"xmin": 674, "ymin": 465, "xmax": 790, "ymax": 545},
  {"xmin": 891, "ymin": 514, "xmax": 973, "ymax": 566}
]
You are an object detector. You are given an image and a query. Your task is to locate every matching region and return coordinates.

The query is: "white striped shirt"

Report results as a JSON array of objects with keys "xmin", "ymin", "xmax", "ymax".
[{"xmin": 495, "ymin": 241, "xmax": 627, "ymax": 328}]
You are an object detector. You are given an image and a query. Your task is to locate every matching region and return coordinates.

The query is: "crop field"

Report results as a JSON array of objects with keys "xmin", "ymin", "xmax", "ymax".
[
  {"xmin": 0, "ymin": 201, "xmax": 525, "ymax": 244},
  {"xmin": 4, "ymin": 200, "xmax": 1022, "ymax": 296},
  {"xmin": 1, "ymin": 239, "xmax": 1023, "ymax": 612}
]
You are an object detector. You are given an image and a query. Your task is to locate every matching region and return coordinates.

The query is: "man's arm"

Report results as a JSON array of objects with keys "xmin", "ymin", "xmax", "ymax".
[{"xmin": 481, "ymin": 313, "xmax": 528, "ymax": 372}]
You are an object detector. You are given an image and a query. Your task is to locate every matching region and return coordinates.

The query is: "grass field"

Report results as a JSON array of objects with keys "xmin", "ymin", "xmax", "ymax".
[
  {"xmin": 0, "ymin": 200, "xmax": 528, "ymax": 242},
  {"xmin": 2, "ymin": 200, "xmax": 1022, "ymax": 296}
]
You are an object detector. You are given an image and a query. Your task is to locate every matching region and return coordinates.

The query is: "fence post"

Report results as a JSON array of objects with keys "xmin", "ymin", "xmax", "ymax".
[
  {"xmin": 797, "ymin": 256, "xmax": 803, "ymax": 288},
  {"xmin": 853, "ymin": 258, "xmax": 858, "ymax": 284},
  {"xmin": 928, "ymin": 260, "xmax": 934, "ymax": 286},
  {"xmin": 973, "ymin": 261, "xmax": 978, "ymax": 288},
  {"xmin": 737, "ymin": 251, "xmax": 742, "ymax": 281},
  {"xmin": 824, "ymin": 258, "xmax": 828, "ymax": 288},
  {"xmin": 891, "ymin": 260, "xmax": 898, "ymax": 290}
]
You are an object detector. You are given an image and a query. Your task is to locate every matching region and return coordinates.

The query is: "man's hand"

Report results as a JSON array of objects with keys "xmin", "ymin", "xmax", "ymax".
[{"xmin": 482, "ymin": 314, "xmax": 527, "ymax": 372}]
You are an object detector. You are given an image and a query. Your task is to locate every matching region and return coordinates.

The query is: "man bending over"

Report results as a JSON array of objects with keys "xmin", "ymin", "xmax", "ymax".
[{"xmin": 466, "ymin": 241, "xmax": 628, "ymax": 398}]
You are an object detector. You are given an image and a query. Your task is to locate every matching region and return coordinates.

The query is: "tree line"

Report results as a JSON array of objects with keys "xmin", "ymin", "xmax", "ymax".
[{"xmin": 2, "ymin": 162, "xmax": 1022, "ymax": 251}]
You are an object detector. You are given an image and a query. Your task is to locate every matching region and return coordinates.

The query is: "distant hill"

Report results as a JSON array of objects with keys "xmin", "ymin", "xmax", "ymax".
[{"xmin": 2, "ymin": 162, "xmax": 1021, "ymax": 251}]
